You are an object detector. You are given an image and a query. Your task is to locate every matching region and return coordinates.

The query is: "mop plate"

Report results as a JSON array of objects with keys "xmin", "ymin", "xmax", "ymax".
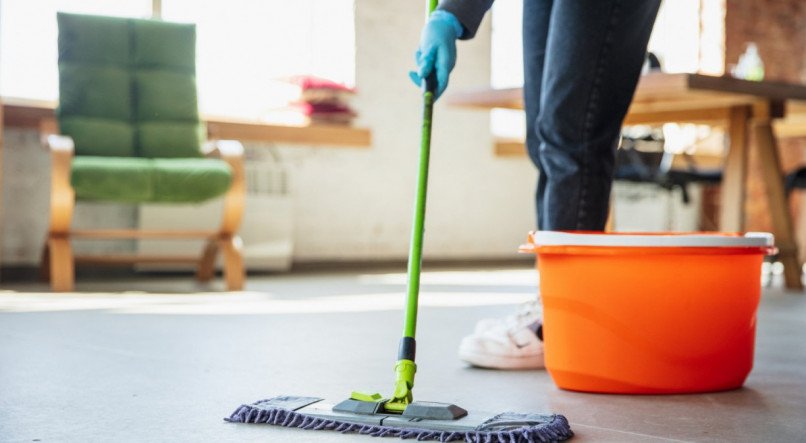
[{"xmin": 226, "ymin": 395, "xmax": 573, "ymax": 442}]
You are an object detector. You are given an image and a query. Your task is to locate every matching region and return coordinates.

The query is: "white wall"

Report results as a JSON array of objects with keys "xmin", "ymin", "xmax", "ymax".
[
  {"xmin": 280, "ymin": 0, "xmax": 535, "ymax": 261},
  {"xmin": 1, "ymin": 0, "xmax": 538, "ymax": 266},
  {"xmin": 1, "ymin": 129, "xmax": 139, "ymax": 265}
]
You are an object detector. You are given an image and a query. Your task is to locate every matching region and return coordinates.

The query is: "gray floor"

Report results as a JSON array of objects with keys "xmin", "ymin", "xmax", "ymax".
[{"xmin": 1, "ymin": 266, "xmax": 805, "ymax": 442}]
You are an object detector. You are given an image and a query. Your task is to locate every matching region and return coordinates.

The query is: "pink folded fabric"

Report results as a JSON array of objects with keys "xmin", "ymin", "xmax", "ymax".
[
  {"xmin": 286, "ymin": 75, "xmax": 355, "ymax": 93},
  {"xmin": 290, "ymin": 101, "xmax": 356, "ymax": 117}
]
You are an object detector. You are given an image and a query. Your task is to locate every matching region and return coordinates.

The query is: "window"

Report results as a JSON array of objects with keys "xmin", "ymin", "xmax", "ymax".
[
  {"xmin": 162, "ymin": 0, "xmax": 355, "ymax": 121},
  {"xmin": 489, "ymin": 0, "xmax": 721, "ymax": 140},
  {"xmin": 0, "ymin": 0, "xmax": 355, "ymax": 122},
  {"xmin": 0, "ymin": 0, "xmax": 152, "ymax": 101},
  {"xmin": 490, "ymin": 0, "xmax": 525, "ymax": 140}
]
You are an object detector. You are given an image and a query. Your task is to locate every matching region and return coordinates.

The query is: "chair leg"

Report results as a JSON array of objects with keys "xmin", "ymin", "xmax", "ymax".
[
  {"xmin": 196, "ymin": 238, "xmax": 220, "ymax": 283},
  {"xmin": 48, "ymin": 236, "xmax": 74, "ymax": 292},
  {"xmin": 220, "ymin": 235, "xmax": 245, "ymax": 291}
]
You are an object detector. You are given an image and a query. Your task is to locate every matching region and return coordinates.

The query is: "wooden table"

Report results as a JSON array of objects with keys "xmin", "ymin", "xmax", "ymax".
[{"xmin": 448, "ymin": 73, "xmax": 806, "ymax": 290}]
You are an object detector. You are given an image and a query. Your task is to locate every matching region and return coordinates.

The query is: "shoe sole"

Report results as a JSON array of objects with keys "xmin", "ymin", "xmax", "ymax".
[{"xmin": 458, "ymin": 349, "xmax": 545, "ymax": 370}]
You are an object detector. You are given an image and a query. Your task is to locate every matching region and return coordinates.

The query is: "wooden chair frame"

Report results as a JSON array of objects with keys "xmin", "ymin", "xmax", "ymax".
[{"xmin": 40, "ymin": 119, "xmax": 247, "ymax": 291}]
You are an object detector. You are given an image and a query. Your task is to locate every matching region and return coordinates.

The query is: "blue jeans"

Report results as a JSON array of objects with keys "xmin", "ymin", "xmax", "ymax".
[{"xmin": 523, "ymin": 0, "xmax": 660, "ymax": 230}]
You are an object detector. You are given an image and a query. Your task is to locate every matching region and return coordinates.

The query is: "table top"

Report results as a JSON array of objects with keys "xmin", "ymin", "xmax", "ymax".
[{"xmin": 446, "ymin": 72, "xmax": 806, "ymax": 113}]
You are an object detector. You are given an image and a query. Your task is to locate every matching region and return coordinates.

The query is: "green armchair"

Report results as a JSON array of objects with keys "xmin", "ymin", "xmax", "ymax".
[{"xmin": 41, "ymin": 12, "xmax": 246, "ymax": 291}]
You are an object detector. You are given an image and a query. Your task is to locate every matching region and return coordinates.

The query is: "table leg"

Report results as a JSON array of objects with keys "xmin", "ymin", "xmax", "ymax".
[
  {"xmin": 754, "ymin": 120, "xmax": 803, "ymax": 290},
  {"xmin": 719, "ymin": 106, "xmax": 751, "ymax": 232}
]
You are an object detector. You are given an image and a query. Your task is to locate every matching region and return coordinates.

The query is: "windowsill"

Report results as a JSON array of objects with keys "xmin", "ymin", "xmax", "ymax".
[{"xmin": 1, "ymin": 97, "xmax": 372, "ymax": 148}]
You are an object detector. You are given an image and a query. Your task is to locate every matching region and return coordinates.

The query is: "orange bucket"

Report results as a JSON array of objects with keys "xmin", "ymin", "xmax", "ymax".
[{"xmin": 521, "ymin": 231, "xmax": 775, "ymax": 394}]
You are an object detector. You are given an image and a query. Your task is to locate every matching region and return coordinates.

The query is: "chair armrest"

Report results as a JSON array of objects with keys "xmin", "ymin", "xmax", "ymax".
[
  {"xmin": 205, "ymin": 140, "xmax": 246, "ymax": 235},
  {"xmin": 40, "ymin": 116, "xmax": 75, "ymax": 156},
  {"xmin": 43, "ymin": 134, "xmax": 76, "ymax": 155},
  {"xmin": 42, "ymin": 131, "xmax": 75, "ymax": 234}
]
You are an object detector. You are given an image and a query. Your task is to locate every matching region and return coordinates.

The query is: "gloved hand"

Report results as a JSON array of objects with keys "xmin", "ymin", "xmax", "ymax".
[{"xmin": 409, "ymin": 10, "xmax": 463, "ymax": 99}]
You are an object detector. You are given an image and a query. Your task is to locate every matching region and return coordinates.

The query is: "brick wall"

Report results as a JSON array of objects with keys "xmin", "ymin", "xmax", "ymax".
[
  {"xmin": 725, "ymin": 0, "xmax": 806, "ymax": 83},
  {"xmin": 725, "ymin": 0, "xmax": 806, "ymax": 256}
]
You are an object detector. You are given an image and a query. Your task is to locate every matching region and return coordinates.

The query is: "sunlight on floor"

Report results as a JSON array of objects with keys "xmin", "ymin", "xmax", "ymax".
[
  {"xmin": 0, "ymin": 269, "xmax": 539, "ymax": 314},
  {"xmin": 0, "ymin": 290, "xmax": 533, "ymax": 315},
  {"xmin": 358, "ymin": 269, "xmax": 538, "ymax": 287}
]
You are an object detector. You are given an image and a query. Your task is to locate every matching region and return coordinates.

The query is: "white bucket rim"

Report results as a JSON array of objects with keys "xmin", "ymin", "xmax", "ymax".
[{"xmin": 531, "ymin": 231, "xmax": 774, "ymax": 248}]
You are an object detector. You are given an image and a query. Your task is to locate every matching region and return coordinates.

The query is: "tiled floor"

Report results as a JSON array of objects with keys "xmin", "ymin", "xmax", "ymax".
[{"xmin": 1, "ymin": 266, "xmax": 804, "ymax": 442}]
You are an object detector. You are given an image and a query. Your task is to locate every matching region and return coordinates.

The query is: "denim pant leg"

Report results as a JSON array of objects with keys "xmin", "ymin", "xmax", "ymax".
[
  {"xmin": 527, "ymin": 0, "xmax": 660, "ymax": 230},
  {"xmin": 522, "ymin": 0, "xmax": 553, "ymax": 230}
]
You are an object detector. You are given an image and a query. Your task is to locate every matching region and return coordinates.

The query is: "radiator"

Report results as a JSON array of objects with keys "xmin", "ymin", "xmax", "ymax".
[{"xmin": 612, "ymin": 182, "xmax": 701, "ymax": 232}]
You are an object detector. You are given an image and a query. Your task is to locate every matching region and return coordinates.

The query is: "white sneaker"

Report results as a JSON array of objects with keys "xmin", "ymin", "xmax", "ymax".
[
  {"xmin": 458, "ymin": 320, "xmax": 545, "ymax": 370},
  {"xmin": 473, "ymin": 299, "xmax": 542, "ymax": 334}
]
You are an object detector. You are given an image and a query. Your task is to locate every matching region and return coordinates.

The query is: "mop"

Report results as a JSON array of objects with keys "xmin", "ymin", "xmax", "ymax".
[{"xmin": 226, "ymin": 2, "xmax": 573, "ymax": 441}]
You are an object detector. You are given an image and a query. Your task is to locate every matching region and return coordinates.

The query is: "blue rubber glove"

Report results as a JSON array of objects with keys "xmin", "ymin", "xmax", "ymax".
[{"xmin": 409, "ymin": 10, "xmax": 463, "ymax": 99}]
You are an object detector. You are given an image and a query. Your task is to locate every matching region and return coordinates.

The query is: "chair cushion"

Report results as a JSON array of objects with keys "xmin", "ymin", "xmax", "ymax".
[
  {"xmin": 71, "ymin": 157, "xmax": 153, "ymax": 202},
  {"xmin": 59, "ymin": 118, "xmax": 135, "ymax": 157},
  {"xmin": 57, "ymin": 13, "xmax": 134, "ymax": 156},
  {"xmin": 130, "ymin": 18, "xmax": 201, "ymax": 158},
  {"xmin": 72, "ymin": 157, "xmax": 232, "ymax": 203},
  {"xmin": 58, "ymin": 64, "xmax": 132, "ymax": 121},
  {"xmin": 135, "ymin": 69, "xmax": 202, "ymax": 158},
  {"xmin": 135, "ymin": 70, "xmax": 199, "ymax": 122},
  {"xmin": 138, "ymin": 122, "xmax": 204, "ymax": 159},
  {"xmin": 151, "ymin": 158, "xmax": 233, "ymax": 203},
  {"xmin": 132, "ymin": 19, "xmax": 196, "ymax": 71},
  {"xmin": 57, "ymin": 13, "xmax": 204, "ymax": 159},
  {"xmin": 57, "ymin": 13, "xmax": 130, "ymax": 65}
]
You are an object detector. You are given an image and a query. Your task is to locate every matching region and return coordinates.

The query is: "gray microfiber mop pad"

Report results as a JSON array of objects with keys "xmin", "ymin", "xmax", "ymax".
[{"xmin": 226, "ymin": 396, "xmax": 573, "ymax": 442}]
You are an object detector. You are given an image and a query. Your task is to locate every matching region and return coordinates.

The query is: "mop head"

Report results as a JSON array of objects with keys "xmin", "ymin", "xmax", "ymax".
[{"xmin": 226, "ymin": 396, "xmax": 573, "ymax": 442}]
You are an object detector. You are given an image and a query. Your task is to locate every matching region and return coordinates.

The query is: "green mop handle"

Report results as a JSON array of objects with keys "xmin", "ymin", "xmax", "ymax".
[
  {"xmin": 389, "ymin": 0, "xmax": 439, "ymax": 411},
  {"xmin": 400, "ymin": 0, "xmax": 438, "ymax": 356},
  {"xmin": 397, "ymin": 73, "xmax": 436, "ymax": 357}
]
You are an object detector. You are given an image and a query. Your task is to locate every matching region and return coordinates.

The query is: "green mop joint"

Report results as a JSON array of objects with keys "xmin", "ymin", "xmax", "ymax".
[{"xmin": 385, "ymin": 358, "xmax": 417, "ymax": 412}]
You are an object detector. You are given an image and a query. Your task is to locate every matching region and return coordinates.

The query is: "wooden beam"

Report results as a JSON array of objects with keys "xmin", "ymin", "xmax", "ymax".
[
  {"xmin": 627, "ymin": 96, "xmax": 757, "ymax": 116},
  {"xmin": 754, "ymin": 116, "xmax": 803, "ymax": 290},
  {"xmin": 3, "ymin": 98, "xmax": 57, "ymax": 128},
  {"xmin": 74, "ymin": 254, "xmax": 200, "ymax": 265},
  {"xmin": 774, "ymin": 116, "xmax": 806, "ymax": 139},
  {"xmin": 687, "ymin": 74, "xmax": 806, "ymax": 102},
  {"xmin": 444, "ymin": 87, "xmax": 523, "ymax": 110},
  {"xmin": 48, "ymin": 237, "xmax": 74, "ymax": 291},
  {"xmin": 623, "ymin": 107, "xmax": 731, "ymax": 125},
  {"xmin": 719, "ymin": 106, "xmax": 751, "ymax": 232},
  {"xmin": 446, "ymin": 75, "xmax": 806, "ymax": 138},
  {"xmin": 70, "ymin": 229, "xmax": 217, "ymax": 239},
  {"xmin": 633, "ymin": 73, "xmax": 806, "ymax": 103},
  {"xmin": 493, "ymin": 139, "xmax": 724, "ymax": 169},
  {"xmin": 206, "ymin": 119, "xmax": 371, "ymax": 147},
  {"xmin": 494, "ymin": 139, "xmax": 529, "ymax": 157}
]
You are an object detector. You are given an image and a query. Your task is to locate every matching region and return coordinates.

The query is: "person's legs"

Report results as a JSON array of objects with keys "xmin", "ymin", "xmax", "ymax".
[
  {"xmin": 458, "ymin": 0, "xmax": 553, "ymax": 370},
  {"xmin": 522, "ymin": 0, "xmax": 553, "ymax": 230},
  {"xmin": 459, "ymin": 0, "xmax": 660, "ymax": 370},
  {"xmin": 538, "ymin": 0, "xmax": 661, "ymax": 230}
]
